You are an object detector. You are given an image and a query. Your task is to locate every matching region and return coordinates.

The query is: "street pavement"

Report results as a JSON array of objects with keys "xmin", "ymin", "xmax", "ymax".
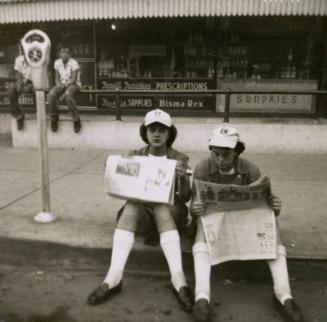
[{"xmin": 0, "ymin": 263, "xmax": 326, "ymax": 322}]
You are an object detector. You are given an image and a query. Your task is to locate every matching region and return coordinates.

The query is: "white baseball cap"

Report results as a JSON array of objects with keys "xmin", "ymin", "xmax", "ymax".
[
  {"xmin": 208, "ymin": 124, "xmax": 240, "ymax": 149},
  {"xmin": 144, "ymin": 109, "xmax": 172, "ymax": 127}
]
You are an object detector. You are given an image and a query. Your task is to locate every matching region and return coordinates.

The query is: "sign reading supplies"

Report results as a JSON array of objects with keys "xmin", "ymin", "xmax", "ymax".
[
  {"xmin": 104, "ymin": 155, "xmax": 176, "ymax": 205},
  {"xmin": 196, "ymin": 176, "xmax": 277, "ymax": 265}
]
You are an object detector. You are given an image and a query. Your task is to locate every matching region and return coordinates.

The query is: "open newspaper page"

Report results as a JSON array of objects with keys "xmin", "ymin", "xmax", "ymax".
[
  {"xmin": 104, "ymin": 155, "xmax": 176, "ymax": 205},
  {"xmin": 196, "ymin": 176, "xmax": 277, "ymax": 265}
]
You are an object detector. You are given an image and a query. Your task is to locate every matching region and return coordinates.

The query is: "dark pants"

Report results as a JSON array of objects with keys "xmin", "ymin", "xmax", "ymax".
[
  {"xmin": 7, "ymin": 82, "xmax": 34, "ymax": 120},
  {"xmin": 48, "ymin": 84, "xmax": 80, "ymax": 121}
]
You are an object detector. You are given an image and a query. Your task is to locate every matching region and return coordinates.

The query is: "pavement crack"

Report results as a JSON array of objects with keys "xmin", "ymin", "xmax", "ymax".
[{"xmin": 0, "ymin": 151, "xmax": 104, "ymax": 212}]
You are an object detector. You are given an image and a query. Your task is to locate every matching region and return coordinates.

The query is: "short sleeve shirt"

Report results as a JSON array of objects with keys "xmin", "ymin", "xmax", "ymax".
[
  {"xmin": 14, "ymin": 55, "xmax": 31, "ymax": 81},
  {"xmin": 54, "ymin": 58, "xmax": 81, "ymax": 87},
  {"xmin": 194, "ymin": 156, "xmax": 261, "ymax": 186}
]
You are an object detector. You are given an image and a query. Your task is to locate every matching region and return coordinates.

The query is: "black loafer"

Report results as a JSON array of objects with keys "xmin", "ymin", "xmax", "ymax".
[
  {"xmin": 51, "ymin": 119, "xmax": 58, "ymax": 132},
  {"xmin": 87, "ymin": 281, "xmax": 122, "ymax": 306},
  {"xmin": 193, "ymin": 299, "xmax": 211, "ymax": 322},
  {"xmin": 74, "ymin": 119, "xmax": 81, "ymax": 133},
  {"xmin": 273, "ymin": 295, "xmax": 304, "ymax": 322},
  {"xmin": 172, "ymin": 285, "xmax": 194, "ymax": 312},
  {"xmin": 16, "ymin": 115, "xmax": 25, "ymax": 131}
]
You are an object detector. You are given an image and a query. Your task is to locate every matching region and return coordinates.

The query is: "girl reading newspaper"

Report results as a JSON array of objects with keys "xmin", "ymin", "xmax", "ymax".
[
  {"xmin": 88, "ymin": 109, "xmax": 194, "ymax": 312},
  {"xmin": 190, "ymin": 125, "xmax": 303, "ymax": 322}
]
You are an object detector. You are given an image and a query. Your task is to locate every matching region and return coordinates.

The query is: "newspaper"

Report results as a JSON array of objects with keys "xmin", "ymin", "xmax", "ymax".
[
  {"xmin": 196, "ymin": 176, "xmax": 277, "ymax": 265},
  {"xmin": 104, "ymin": 155, "xmax": 176, "ymax": 205}
]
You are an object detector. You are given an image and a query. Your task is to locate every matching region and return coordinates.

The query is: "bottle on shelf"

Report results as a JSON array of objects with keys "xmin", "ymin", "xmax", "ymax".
[
  {"xmin": 286, "ymin": 48, "xmax": 297, "ymax": 79},
  {"xmin": 208, "ymin": 65, "xmax": 214, "ymax": 78}
]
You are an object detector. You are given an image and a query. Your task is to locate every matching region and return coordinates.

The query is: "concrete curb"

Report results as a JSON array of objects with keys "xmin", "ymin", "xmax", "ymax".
[{"xmin": 1, "ymin": 236, "xmax": 326, "ymax": 281}]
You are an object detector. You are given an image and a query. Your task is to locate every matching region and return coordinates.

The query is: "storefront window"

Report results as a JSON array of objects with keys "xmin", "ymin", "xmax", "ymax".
[
  {"xmin": 0, "ymin": 16, "xmax": 325, "ymax": 115},
  {"xmin": 215, "ymin": 17, "xmax": 322, "ymax": 114}
]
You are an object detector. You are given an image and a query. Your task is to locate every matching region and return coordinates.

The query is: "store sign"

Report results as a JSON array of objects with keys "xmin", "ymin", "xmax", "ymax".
[
  {"xmin": 129, "ymin": 45, "xmax": 167, "ymax": 57},
  {"xmin": 98, "ymin": 95, "xmax": 213, "ymax": 111},
  {"xmin": 0, "ymin": 79, "xmax": 35, "ymax": 108},
  {"xmin": 97, "ymin": 78, "xmax": 215, "ymax": 91},
  {"xmin": 0, "ymin": 94, "xmax": 35, "ymax": 108},
  {"xmin": 219, "ymin": 80, "xmax": 317, "ymax": 113},
  {"xmin": 97, "ymin": 78, "xmax": 215, "ymax": 111}
]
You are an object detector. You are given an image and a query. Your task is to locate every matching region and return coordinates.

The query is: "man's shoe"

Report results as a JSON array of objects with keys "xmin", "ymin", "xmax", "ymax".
[
  {"xmin": 51, "ymin": 119, "xmax": 58, "ymax": 132},
  {"xmin": 193, "ymin": 299, "xmax": 211, "ymax": 322},
  {"xmin": 172, "ymin": 285, "xmax": 194, "ymax": 312},
  {"xmin": 87, "ymin": 281, "xmax": 122, "ymax": 306},
  {"xmin": 74, "ymin": 119, "xmax": 81, "ymax": 133},
  {"xmin": 16, "ymin": 115, "xmax": 25, "ymax": 131},
  {"xmin": 273, "ymin": 295, "xmax": 304, "ymax": 322}
]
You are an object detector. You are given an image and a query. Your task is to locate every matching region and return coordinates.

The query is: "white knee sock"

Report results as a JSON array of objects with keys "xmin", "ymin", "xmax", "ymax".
[
  {"xmin": 193, "ymin": 242, "xmax": 211, "ymax": 303},
  {"xmin": 160, "ymin": 230, "xmax": 187, "ymax": 291},
  {"xmin": 103, "ymin": 229, "xmax": 134, "ymax": 288},
  {"xmin": 267, "ymin": 245, "xmax": 293, "ymax": 304}
]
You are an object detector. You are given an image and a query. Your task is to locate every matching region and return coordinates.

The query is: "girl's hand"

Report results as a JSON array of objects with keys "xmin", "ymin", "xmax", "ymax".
[
  {"xmin": 191, "ymin": 201, "xmax": 206, "ymax": 217},
  {"xmin": 175, "ymin": 161, "xmax": 187, "ymax": 178},
  {"xmin": 267, "ymin": 194, "xmax": 282, "ymax": 216}
]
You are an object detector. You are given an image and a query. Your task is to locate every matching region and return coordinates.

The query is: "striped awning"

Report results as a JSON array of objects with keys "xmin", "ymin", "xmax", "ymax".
[{"xmin": 1, "ymin": 0, "xmax": 327, "ymax": 24}]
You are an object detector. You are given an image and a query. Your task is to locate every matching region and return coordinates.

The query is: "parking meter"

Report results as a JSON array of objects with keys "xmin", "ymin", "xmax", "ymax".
[{"xmin": 21, "ymin": 29, "xmax": 50, "ymax": 90}]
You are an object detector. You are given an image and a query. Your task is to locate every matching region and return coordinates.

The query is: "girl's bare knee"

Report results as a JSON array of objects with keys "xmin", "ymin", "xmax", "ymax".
[
  {"xmin": 117, "ymin": 202, "xmax": 140, "ymax": 231},
  {"xmin": 153, "ymin": 204, "xmax": 176, "ymax": 233}
]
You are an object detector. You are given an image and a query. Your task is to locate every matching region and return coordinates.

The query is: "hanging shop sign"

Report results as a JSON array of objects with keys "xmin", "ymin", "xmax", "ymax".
[{"xmin": 129, "ymin": 45, "xmax": 167, "ymax": 57}]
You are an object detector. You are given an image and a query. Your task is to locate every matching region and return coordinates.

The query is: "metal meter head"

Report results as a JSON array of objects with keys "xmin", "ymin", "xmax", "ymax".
[{"xmin": 21, "ymin": 29, "xmax": 51, "ymax": 90}]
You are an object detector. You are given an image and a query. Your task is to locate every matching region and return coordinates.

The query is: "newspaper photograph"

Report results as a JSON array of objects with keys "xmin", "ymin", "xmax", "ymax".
[
  {"xmin": 104, "ymin": 155, "xmax": 176, "ymax": 205},
  {"xmin": 196, "ymin": 176, "xmax": 277, "ymax": 265}
]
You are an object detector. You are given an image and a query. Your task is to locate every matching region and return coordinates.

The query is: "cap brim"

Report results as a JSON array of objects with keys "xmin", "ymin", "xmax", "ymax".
[
  {"xmin": 209, "ymin": 138, "xmax": 237, "ymax": 149},
  {"xmin": 144, "ymin": 120, "xmax": 171, "ymax": 127}
]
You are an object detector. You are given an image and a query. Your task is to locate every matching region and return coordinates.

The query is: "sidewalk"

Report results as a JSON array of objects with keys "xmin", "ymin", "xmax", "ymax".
[{"xmin": 1, "ymin": 144, "xmax": 327, "ymax": 261}]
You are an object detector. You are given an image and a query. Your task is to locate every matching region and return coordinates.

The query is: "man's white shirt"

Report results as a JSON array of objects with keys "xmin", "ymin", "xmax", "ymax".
[
  {"xmin": 14, "ymin": 55, "xmax": 31, "ymax": 81},
  {"xmin": 54, "ymin": 58, "xmax": 81, "ymax": 87}
]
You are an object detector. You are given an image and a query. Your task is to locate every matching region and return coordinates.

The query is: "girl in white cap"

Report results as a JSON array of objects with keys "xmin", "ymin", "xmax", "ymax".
[
  {"xmin": 87, "ymin": 109, "xmax": 194, "ymax": 312},
  {"xmin": 190, "ymin": 124, "xmax": 303, "ymax": 322}
]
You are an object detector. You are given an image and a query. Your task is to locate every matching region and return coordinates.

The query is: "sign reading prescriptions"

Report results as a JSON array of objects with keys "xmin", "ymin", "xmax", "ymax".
[
  {"xmin": 196, "ymin": 176, "xmax": 277, "ymax": 265},
  {"xmin": 104, "ymin": 155, "xmax": 176, "ymax": 205}
]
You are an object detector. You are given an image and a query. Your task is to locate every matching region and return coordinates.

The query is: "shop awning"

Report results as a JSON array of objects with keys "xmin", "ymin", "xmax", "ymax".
[{"xmin": 1, "ymin": 0, "xmax": 327, "ymax": 24}]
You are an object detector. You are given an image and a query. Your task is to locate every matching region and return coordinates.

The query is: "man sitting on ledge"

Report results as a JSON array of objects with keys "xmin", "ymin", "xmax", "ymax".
[
  {"xmin": 6, "ymin": 45, "xmax": 33, "ymax": 131},
  {"xmin": 47, "ymin": 46, "xmax": 81, "ymax": 133}
]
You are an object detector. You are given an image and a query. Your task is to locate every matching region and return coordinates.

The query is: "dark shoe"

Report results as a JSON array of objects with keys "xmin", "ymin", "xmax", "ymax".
[
  {"xmin": 74, "ymin": 119, "xmax": 81, "ymax": 133},
  {"xmin": 193, "ymin": 299, "xmax": 211, "ymax": 322},
  {"xmin": 172, "ymin": 285, "xmax": 194, "ymax": 312},
  {"xmin": 273, "ymin": 295, "xmax": 304, "ymax": 322},
  {"xmin": 87, "ymin": 281, "xmax": 122, "ymax": 306},
  {"xmin": 51, "ymin": 118, "xmax": 58, "ymax": 132},
  {"xmin": 16, "ymin": 115, "xmax": 25, "ymax": 131}
]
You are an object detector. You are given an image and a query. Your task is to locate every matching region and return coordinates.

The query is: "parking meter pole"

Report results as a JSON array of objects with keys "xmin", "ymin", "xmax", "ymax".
[
  {"xmin": 36, "ymin": 90, "xmax": 51, "ymax": 213},
  {"xmin": 21, "ymin": 29, "xmax": 55, "ymax": 223}
]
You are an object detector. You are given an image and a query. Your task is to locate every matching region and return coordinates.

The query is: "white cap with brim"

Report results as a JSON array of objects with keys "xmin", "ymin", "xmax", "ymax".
[
  {"xmin": 144, "ymin": 109, "xmax": 172, "ymax": 127},
  {"xmin": 208, "ymin": 125, "xmax": 240, "ymax": 149}
]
